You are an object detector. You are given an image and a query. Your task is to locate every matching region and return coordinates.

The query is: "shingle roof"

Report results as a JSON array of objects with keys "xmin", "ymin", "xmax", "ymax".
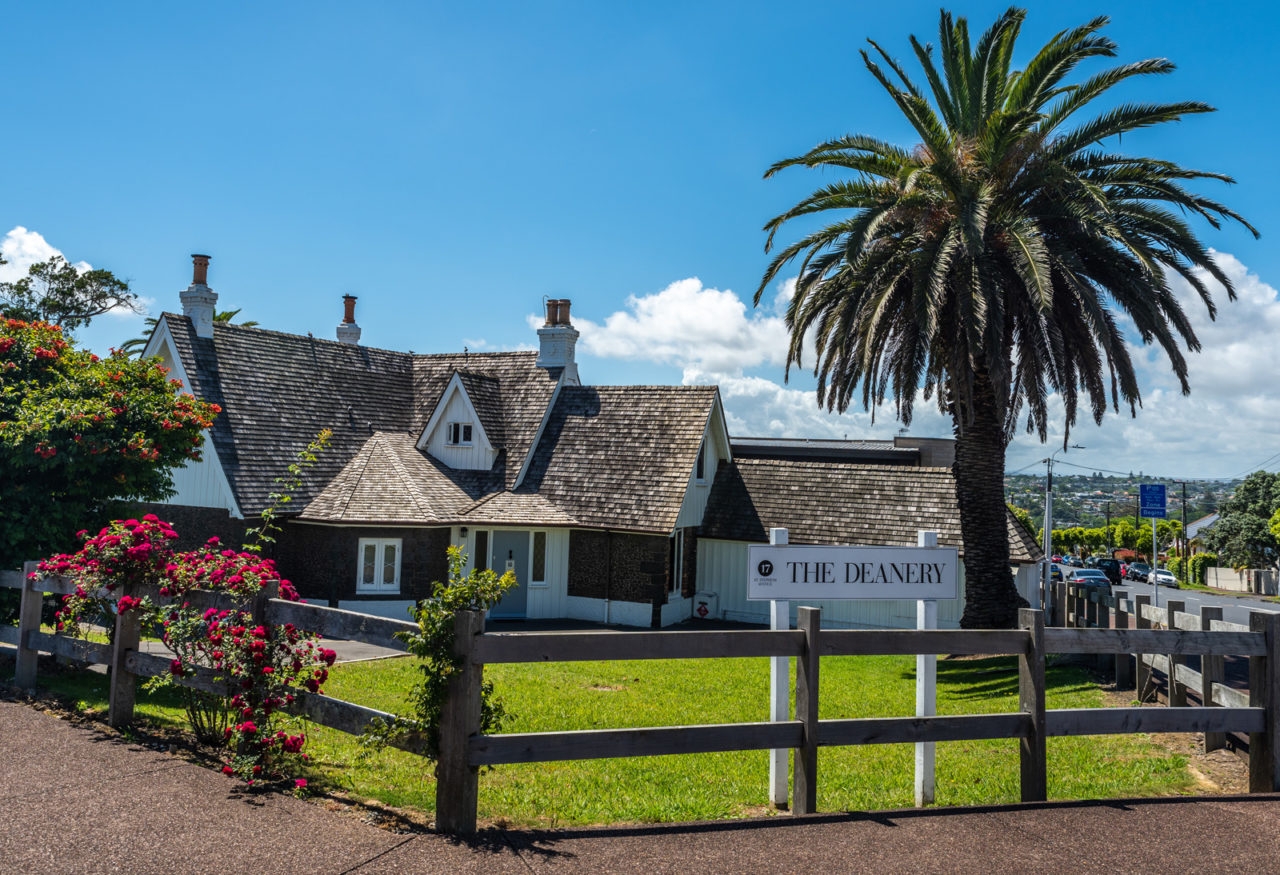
[
  {"xmin": 300, "ymin": 432, "xmax": 499, "ymax": 524},
  {"xmin": 162, "ymin": 314, "xmax": 554, "ymax": 514},
  {"xmin": 456, "ymin": 372, "xmax": 504, "ymax": 449},
  {"xmin": 700, "ymin": 457, "xmax": 1041, "ymax": 563},
  {"xmin": 519, "ymin": 385, "xmax": 718, "ymax": 533}
]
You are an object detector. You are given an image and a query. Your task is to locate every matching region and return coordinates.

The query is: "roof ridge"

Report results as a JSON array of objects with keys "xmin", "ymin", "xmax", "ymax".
[
  {"xmin": 334, "ymin": 435, "xmax": 379, "ymax": 519},
  {"xmin": 378, "ymin": 435, "xmax": 438, "ymax": 520}
]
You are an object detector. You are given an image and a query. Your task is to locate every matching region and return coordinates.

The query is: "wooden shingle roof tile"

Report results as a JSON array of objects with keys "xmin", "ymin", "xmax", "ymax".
[{"xmin": 700, "ymin": 458, "xmax": 1041, "ymax": 564}]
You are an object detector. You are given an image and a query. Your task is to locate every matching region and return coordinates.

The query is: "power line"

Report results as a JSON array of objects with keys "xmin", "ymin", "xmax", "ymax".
[{"xmin": 1227, "ymin": 450, "xmax": 1280, "ymax": 482}]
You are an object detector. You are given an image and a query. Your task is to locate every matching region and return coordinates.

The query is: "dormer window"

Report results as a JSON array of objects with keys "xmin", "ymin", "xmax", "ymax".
[{"xmin": 447, "ymin": 422, "xmax": 474, "ymax": 446}]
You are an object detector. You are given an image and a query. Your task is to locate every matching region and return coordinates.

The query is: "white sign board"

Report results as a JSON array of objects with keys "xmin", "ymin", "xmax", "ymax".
[{"xmin": 747, "ymin": 544, "xmax": 959, "ymax": 601}]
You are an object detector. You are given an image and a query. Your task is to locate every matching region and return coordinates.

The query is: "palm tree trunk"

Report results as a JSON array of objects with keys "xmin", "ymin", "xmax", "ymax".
[{"xmin": 954, "ymin": 372, "xmax": 1023, "ymax": 628}]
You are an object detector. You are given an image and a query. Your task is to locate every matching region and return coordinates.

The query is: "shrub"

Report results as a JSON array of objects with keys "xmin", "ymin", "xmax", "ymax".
[{"xmin": 38, "ymin": 515, "xmax": 327, "ymax": 784}]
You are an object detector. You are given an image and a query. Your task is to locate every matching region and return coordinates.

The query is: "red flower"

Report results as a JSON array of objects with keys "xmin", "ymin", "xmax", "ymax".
[{"xmin": 169, "ymin": 659, "xmax": 183, "ymax": 677}]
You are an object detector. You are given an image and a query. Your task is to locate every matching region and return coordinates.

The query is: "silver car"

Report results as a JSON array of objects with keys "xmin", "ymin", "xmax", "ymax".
[{"xmin": 1149, "ymin": 569, "xmax": 1179, "ymax": 588}]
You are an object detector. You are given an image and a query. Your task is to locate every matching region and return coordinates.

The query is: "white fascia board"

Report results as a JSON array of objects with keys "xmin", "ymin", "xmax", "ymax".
[
  {"xmin": 710, "ymin": 389, "xmax": 732, "ymax": 462},
  {"xmin": 150, "ymin": 319, "xmax": 244, "ymax": 520},
  {"xmin": 414, "ymin": 372, "xmax": 495, "ymax": 454},
  {"xmin": 512, "ymin": 373, "xmax": 565, "ymax": 490}
]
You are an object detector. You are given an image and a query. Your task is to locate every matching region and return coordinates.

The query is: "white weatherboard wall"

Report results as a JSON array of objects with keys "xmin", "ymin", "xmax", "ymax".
[
  {"xmin": 425, "ymin": 389, "xmax": 498, "ymax": 471},
  {"xmin": 674, "ymin": 405, "xmax": 730, "ymax": 529},
  {"xmin": 165, "ymin": 434, "xmax": 240, "ymax": 513},
  {"xmin": 697, "ymin": 539, "xmax": 968, "ymax": 629}
]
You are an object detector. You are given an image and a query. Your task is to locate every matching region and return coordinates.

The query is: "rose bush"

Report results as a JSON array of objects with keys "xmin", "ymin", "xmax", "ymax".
[{"xmin": 39, "ymin": 514, "xmax": 328, "ymax": 784}]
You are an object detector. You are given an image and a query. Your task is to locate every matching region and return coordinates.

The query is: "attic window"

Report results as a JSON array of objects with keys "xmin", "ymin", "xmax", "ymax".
[
  {"xmin": 695, "ymin": 440, "xmax": 707, "ymax": 482},
  {"xmin": 447, "ymin": 422, "xmax": 474, "ymax": 446}
]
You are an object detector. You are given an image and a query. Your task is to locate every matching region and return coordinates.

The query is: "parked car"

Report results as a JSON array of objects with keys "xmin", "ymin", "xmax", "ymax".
[
  {"xmin": 1095, "ymin": 558, "xmax": 1122, "ymax": 586},
  {"xmin": 1149, "ymin": 569, "xmax": 1179, "ymax": 588},
  {"xmin": 1052, "ymin": 554, "xmax": 1063, "ymax": 565},
  {"xmin": 1067, "ymin": 569, "xmax": 1111, "ymax": 590},
  {"xmin": 1050, "ymin": 564, "xmax": 1063, "ymax": 583},
  {"xmin": 1126, "ymin": 563, "xmax": 1151, "ymax": 582}
]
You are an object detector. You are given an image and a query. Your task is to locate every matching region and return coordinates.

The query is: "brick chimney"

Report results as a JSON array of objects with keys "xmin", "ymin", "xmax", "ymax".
[
  {"xmin": 179, "ymin": 254, "xmax": 218, "ymax": 338},
  {"xmin": 536, "ymin": 298, "xmax": 579, "ymax": 384},
  {"xmin": 336, "ymin": 294, "xmax": 361, "ymax": 345}
]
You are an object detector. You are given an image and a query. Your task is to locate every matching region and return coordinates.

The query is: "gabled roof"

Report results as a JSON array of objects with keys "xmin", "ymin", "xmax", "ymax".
[
  {"xmin": 161, "ymin": 314, "xmax": 554, "ymax": 514},
  {"xmin": 520, "ymin": 385, "xmax": 719, "ymax": 533},
  {"xmin": 457, "ymin": 372, "xmax": 504, "ymax": 448},
  {"xmin": 700, "ymin": 457, "xmax": 1041, "ymax": 564}
]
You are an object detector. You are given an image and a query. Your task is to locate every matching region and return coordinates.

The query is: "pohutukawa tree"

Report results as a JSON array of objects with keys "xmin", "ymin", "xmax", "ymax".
[{"xmin": 758, "ymin": 8, "xmax": 1256, "ymax": 627}]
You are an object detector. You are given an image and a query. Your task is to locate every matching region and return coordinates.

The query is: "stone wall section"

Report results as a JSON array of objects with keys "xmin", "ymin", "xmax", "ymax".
[
  {"xmin": 568, "ymin": 530, "xmax": 669, "ymax": 612},
  {"xmin": 275, "ymin": 524, "xmax": 450, "ymax": 605}
]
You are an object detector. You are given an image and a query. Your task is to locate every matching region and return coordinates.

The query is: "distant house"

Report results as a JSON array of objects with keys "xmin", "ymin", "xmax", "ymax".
[
  {"xmin": 140, "ymin": 256, "xmax": 1040, "ymax": 629},
  {"xmin": 1186, "ymin": 512, "xmax": 1220, "ymax": 553}
]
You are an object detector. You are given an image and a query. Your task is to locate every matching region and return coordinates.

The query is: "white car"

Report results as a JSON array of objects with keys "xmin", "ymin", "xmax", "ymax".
[{"xmin": 1149, "ymin": 569, "xmax": 1179, "ymax": 588}]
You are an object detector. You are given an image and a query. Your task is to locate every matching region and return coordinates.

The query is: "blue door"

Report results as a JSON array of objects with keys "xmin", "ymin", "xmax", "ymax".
[{"xmin": 490, "ymin": 531, "xmax": 529, "ymax": 618}]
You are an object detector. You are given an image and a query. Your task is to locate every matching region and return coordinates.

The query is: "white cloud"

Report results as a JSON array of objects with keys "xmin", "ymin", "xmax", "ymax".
[
  {"xmin": 566, "ymin": 277, "xmax": 793, "ymax": 373},
  {"xmin": 0, "ymin": 226, "xmax": 86, "ymax": 281},
  {"xmin": 580, "ymin": 255, "xmax": 1280, "ymax": 479},
  {"xmin": 1, "ymin": 225, "xmax": 147, "ymax": 321}
]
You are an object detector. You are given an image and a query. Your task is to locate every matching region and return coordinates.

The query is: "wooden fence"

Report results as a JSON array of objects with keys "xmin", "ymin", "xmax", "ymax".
[{"xmin": 4, "ymin": 567, "xmax": 1279, "ymax": 836}]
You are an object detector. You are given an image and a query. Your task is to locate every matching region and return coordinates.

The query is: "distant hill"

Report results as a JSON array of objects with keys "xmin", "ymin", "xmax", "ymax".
[{"xmin": 1004, "ymin": 472, "xmax": 1236, "ymax": 529}]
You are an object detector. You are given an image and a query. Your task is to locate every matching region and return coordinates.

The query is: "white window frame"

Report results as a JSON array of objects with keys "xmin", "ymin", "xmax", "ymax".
[
  {"xmin": 694, "ymin": 440, "xmax": 708, "ymax": 484},
  {"xmin": 670, "ymin": 529, "xmax": 684, "ymax": 593},
  {"xmin": 530, "ymin": 530, "xmax": 548, "ymax": 587},
  {"xmin": 447, "ymin": 422, "xmax": 474, "ymax": 446},
  {"xmin": 356, "ymin": 537, "xmax": 402, "ymax": 594}
]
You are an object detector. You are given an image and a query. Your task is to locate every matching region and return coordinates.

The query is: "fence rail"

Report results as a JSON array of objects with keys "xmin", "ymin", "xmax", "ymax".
[{"xmin": 5, "ymin": 569, "xmax": 1280, "ymax": 836}]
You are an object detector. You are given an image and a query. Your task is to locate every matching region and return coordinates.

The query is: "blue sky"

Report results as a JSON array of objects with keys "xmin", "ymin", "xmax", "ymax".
[{"xmin": 4, "ymin": 1, "xmax": 1278, "ymax": 479}]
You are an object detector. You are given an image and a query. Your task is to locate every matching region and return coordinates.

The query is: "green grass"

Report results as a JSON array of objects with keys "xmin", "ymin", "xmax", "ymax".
[{"xmin": 33, "ymin": 652, "xmax": 1193, "ymax": 827}]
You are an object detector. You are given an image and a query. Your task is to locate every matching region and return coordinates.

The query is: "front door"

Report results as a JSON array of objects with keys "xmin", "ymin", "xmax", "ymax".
[{"xmin": 490, "ymin": 531, "xmax": 529, "ymax": 618}]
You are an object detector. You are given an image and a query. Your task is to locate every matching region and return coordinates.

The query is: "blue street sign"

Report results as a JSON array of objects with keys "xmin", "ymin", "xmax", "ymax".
[{"xmin": 1140, "ymin": 483, "xmax": 1167, "ymax": 519}]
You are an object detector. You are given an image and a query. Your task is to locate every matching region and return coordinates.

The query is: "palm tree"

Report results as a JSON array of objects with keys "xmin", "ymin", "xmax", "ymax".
[
  {"xmin": 758, "ymin": 8, "xmax": 1255, "ymax": 627},
  {"xmin": 119, "ymin": 308, "xmax": 259, "ymax": 357}
]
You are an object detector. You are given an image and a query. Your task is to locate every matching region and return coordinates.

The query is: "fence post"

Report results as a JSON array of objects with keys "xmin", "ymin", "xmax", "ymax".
[
  {"xmin": 1200, "ymin": 606, "xmax": 1225, "ymax": 752},
  {"xmin": 793, "ymin": 606, "xmax": 821, "ymax": 815},
  {"xmin": 1074, "ymin": 584, "xmax": 1086, "ymax": 629},
  {"xmin": 1135, "ymin": 595, "xmax": 1152, "ymax": 702},
  {"xmin": 1114, "ymin": 590, "xmax": 1133, "ymax": 690},
  {"xmin": 14, "ymin": 562, "xmax": 43, "ymax": 691},
  {"xmin": 1095, "ymin": 593, "xmax": 1111, "ymax": 672},
  {"xmin": 1085, "ymin": 590, "xmax": 1098, "ymax": 629},
  {"xmin": 1167, "ymin": 600, "xmax": 1187, "ymax": 708},
  {"xmin": 1248, "ymin": 611, "xmax": 1280, "ymax": 793},
  {"xmin": 436, "ymin": 609, "xmax": 485, "ymax": 834},
  {"xmin": 1018, "ymin": 608, "xmax": 1047, "ymax": 802},
  {"xmin": 108, "ymin": 585, "xmax": 142, "ymax": 728}
]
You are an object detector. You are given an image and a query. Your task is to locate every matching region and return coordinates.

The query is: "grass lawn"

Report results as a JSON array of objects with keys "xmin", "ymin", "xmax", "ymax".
[{"xmin": 33, "ymin": 650, "xmax": 1192, "ymax": 826}]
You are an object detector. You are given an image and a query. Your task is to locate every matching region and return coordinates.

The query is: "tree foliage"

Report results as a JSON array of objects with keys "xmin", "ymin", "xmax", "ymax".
[
  {"xmin": 0, "ymin": 256, "xmax": 139, "ymax": 335},
  {"xmin": 0, "ymin": 318, "xmax": 220, "ymax": 568},
  {"xmin": 758, "ymin": 8, "xmax": 1253, "ymax": 626},
  {"xmin": 1204, "ymin": 471, "xmax": 1280, "ymax": 570}
]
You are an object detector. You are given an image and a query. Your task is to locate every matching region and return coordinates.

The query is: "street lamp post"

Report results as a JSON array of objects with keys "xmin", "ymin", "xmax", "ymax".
[{"xmin": 1041, "ymin": 444, "xmax": 1084, "ymax": 625}]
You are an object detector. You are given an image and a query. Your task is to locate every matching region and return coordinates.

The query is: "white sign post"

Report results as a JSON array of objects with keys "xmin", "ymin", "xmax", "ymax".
[
  {"xmin": 915, "ymin": 530, "xmax": 937, "ymax": 807},
  {"xmin": 767, "ymin": 527, "xmax": 789, "ymax": 808},
  {"xmin": 748, "ymin": 531, "xmax": 957, "ymax": 809}
]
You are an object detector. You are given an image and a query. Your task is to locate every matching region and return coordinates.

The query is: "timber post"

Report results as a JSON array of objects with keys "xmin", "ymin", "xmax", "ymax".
[
  {"xmin": 14, "ymin": 562, "xmax": 43, "ymax": 691},
  {"xmin": 1167, "ymin": 600, "xmax": 1187, "ymax": 708},
  {"xmin": 1248, "ymin": 610, "xmax": 1280, "ymax": 793},
  {"xmin": 1200, "ymin": 606, "xmax": 1225, "ymax": 752},
  {"xmin": 793, "ymin": 606, "xmax": 821, "ymax": 815},
  {"xmin": 108, "ymin": 584, "xmax": 142, "ymax": 728},
  {"xmin": 1018, "ymin": 608, "xmax": 1047, "ymax": 802},
  {"xmin": 1113, "ymin": 590, "xmax": 1133, "ymax": 690},
  {"xmin": 435, "ymin": 609, "xmax": 485, "ymax": 834},
  {"xmin": 1135, "ymin": 595, "xmax": 1152, "ymax": 702}
]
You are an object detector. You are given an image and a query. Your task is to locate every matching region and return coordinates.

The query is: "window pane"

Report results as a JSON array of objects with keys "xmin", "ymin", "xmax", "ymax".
[
  {"xmin": 383, "ymin": 543, "xmax": 397, "ymax": 587},
  {"xmin": 362, "ymin": 544, "xmax": 376, "ymax": 585},
  {"xmin": 532, "ymin": 532, "xmax": 546, "ymax": 582},
  {"xmin": 462, "ymin": 424, "xmax": 473, "ymax": 443},
  {"xmin": 475, "ymin": 531, "xmax": 488, "ymax": 571},
  {"xmin": 448, "ymin": 423, "xmax": 459, "ymax": 444},
  {"xmin": 696, "ymin": 442, "xmax": 705, "ymax": 480}
]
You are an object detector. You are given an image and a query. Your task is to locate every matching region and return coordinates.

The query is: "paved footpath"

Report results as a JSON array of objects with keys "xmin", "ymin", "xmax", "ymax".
[{"xmin": 3, "ymin": 700, "xmax": 1280, "ymax": 874}]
